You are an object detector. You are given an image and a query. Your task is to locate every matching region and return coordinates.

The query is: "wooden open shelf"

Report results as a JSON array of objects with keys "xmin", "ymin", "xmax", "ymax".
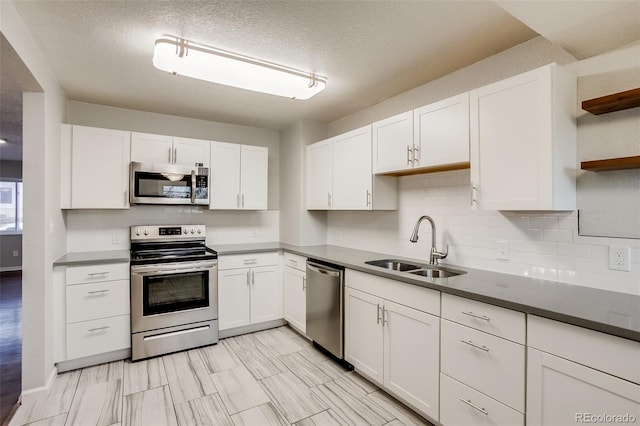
[
  {"xmin": 581, "ymin": 155, "xmax": 640, "ymax": 171},
  {"xmin": 582, "ymin": 88, "xmax": 640, "ymax": 115},
  {"xmin": 385, "ymin": 161, "xmax": 470, "ymax": 176}
]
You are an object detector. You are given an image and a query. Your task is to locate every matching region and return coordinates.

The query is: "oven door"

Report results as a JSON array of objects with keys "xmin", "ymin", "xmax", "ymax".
[
  {"xmin": 130, "ymin": 162, "xmax": 209, "ymax": 205},
  {"xmin": 131, "ymin": 260, "xmax": 217, "ymax": 333}
]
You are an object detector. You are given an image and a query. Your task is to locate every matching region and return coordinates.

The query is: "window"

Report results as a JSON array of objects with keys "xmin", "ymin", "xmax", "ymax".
[{"xmin": 0, "ymin": 181, "xmax": 23, "ymax": 233}]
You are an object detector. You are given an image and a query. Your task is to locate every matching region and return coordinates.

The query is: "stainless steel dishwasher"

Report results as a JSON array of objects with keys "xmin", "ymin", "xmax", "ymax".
[{"xmin": 306, "ymin": 259, "xmax": 350, "ymax": 365}]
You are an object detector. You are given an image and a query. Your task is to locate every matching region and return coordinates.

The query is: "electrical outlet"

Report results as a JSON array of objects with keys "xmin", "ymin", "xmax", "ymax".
[
  {"xmin": 609, "ymin": 246, "xmax": 630, "ymax": 271},
  {"xmin": 496, "ymin": 240, "xmax": 510, "ymax": 260},
  {"xmin": 12, "ymin": 250, "xmax": 19, "ymax": 257}
]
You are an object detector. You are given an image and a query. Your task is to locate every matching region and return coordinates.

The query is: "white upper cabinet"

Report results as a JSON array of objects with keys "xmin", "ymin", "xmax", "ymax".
[
  {"xmin": 210, "ymin": 141, "xmax": 268, "ymax": 210},
  {"xmin": 372, "ymin": 93, "xmax": 469, "ymax": 175},
  {"xmin": 414, "ymin": 92, "xmax": 469, "ymax": 168},
  {"xmin": 372, "ymin": 111, "xmax": 414, "ymax": 174},
  {"xmin": 131, "ymin": 132, "xmax": 210, "ymax": 167},
  {"xmin": 61, "ymin": 124, "xmax": 131, "ymax": 209},
  {"xmin": 306, "ymin": 126, "xmax": 397, "ymax": 211},
  {"xmin": 470, "ymin": 63, "xmax": 577, "ymax": 210}
]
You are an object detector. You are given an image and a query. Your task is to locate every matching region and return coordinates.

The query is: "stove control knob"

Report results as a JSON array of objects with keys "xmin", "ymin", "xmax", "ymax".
[
  {"xmin": 143, "ymin": 228, "xmax": 149, "ymax": 236},
  {"xmin": 183, "ymin": 228, "xmax": 188, "ymax": 235},
  {"xmin": 190, "ymin": 227, "xmax": 195, "ymax": 234},
  {"xmin": 197, "ymin": 227, "xmax": 202, "ymax": 234},
  {"xmin": 135, "ymin": 229, "xmax": 141, "ymax": 236}
]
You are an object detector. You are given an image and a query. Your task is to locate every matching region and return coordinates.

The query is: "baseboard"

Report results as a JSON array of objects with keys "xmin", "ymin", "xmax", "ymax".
[
  {"xmin": 20, "ymin": 366, "xmax": 57, "ymax": 404},
  {"xmin": 56, "ymin": 348, "xmax": 131, "ymax": 373},
  {"xmin": 219, "ymin": 319, "xmax": 286, "ymax": 339},
  {"xmin": 0, "ymin": 266, "xmax": 21, "ymax": 273}
]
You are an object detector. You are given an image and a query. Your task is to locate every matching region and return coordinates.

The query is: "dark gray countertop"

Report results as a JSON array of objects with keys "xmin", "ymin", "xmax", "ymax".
[
  {"xmin": 214, "ymin": 243, "xmax": 640, "ymax": 342},
  {"xmin": 53, "ymin": 249, "xmax": 130, "ymax": 266}
]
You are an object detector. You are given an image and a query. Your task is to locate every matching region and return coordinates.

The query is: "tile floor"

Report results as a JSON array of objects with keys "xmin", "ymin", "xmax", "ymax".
[{"xmin": 9, "ymin": 326, "xmax": 433, "ymax": 426}]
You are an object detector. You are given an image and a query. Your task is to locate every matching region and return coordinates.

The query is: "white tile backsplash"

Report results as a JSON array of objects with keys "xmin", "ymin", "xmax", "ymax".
[
  {"xmin": 65, "ymin": 207, "xmax": 279, "ymax": 251},
  {"xmin": 327, "ymin": 169, "xmax": 640, "ymax": 295}
]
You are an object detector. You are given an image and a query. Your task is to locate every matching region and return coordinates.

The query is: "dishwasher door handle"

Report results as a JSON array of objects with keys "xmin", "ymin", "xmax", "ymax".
[{"xmin": 307, "ymin": 262, "xmax": 341, "ymax": 278}]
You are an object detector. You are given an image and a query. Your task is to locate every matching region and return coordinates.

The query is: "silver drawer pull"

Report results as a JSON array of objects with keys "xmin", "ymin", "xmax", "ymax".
[
  {"xmin": 87, "ymin": 289, "xmax": 110, "ymax": 295},
  {"xmin": 459, "ymin": 398, "xmax": 488, "ymax": 415},
  {"xmin": 243, "ymin": 259, "xmax": 258, "ymax": 264},
  {"xmin": 87, "ymin": 271, "xmax": 110, "ymax": 276},
  {"xmin": 88, "ymin": 326, "xmax": 110, "ymax": 333},
  {"xmin": 461, "ymin": 339, "xmax": 490, "ymax": 352},
  {"xmin": 462, "ymin": 311, "xmax": 490, "ymax": 321},
  {"xmin": 289, "ymin": 259, "xmax": 297, "ymax": 265}
]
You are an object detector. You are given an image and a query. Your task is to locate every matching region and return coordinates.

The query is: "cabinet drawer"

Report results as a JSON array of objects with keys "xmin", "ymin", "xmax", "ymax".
[
  {"xmin": 283, "ymin": 252, "xmax": 307, "ymax": 272},
  {"xmin": 528, "ymin": 315, "xmax": 640, "ymax": 385},
  {"xmin": 346, "ymin": 269, "xmax": 440, "ymax": 316},
  {"xmin": 440, "ymin": 373, "xmax": 524, "ymax": 426},
  {"xmin": 66, "ymin": 315, "xmax": 130, "ymax": 360},
  {"xmin": 66, "ymin": 279, "xmax": 130, "ymax": 323},
  {"xmin": 219, "ymin": 252, "xmax": 279, "ymax": 270},
  {"xmin": 442, "ymin": 293, "xmax": 525, "ymax": 344},
  {"xmin": 441, "ymin": 319, "xmax": 525, "ymax": 412},
  {"xmin": 66, "ymin": 262, "xmax": 129, "ymax": 285}
]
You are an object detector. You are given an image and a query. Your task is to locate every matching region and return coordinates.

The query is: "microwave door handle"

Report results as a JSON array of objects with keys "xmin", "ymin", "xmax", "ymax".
[{"xmin": 191, "ymin": 170, "xmax": 196, "ymax": 204}]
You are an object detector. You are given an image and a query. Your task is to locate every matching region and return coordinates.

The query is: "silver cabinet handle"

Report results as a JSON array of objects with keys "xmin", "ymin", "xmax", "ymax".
[
  {"xmin": 406, "ymin": 145, "xmax": 412, "ymax": 166},
  {"xmin": 382, "ymin": 308, "xmax": 389, "ymax": 326},
  {"xmin": 168, "ymin": 147, "xmax": 172, "ymax": 163},
  {"xmin": 246, "ymin": 270, "xmax": 250, "ymax": 285},
  {"xmin": 289, "ymin": 259, "xmax": 297, "ymax": 266},
  {"xmin": 87, "ymin": 289, "xmax": 110, "ymax": 295},
  {"xmin": 366, "ymin": 190, "xmax": 371, "ymax": 208},
  {"xmin": 242, "ymin": 193, "xmax": 245, "ymax": 208},
  {"xmin": 413, "ymin": 145, "xmax": 419, "ymax": 166},
  {"xmin": 461, "ymin": 339, "xmax": 490, "ymax": 352},
  {"xmin": 88, "ymin": 326, "xmax": 110, "ymax": 333},
  {"xmin": 237, "ymin": 193, "xmax": 241, "ymax": 208},
  {"xmin": 470, "ymin": 183, "xmax": 478, "ymax": 206},
  {"xmin": 87, "ymin": 272, "xmax": 110, "ymax": 276},
  {"xmin": 174, "ymin": 147, "xmax": 177, "ymax": 164},
  {"xmin": 377, "ymin": 304, "xmax": 382, "ymax": 324},
  {"xmin": 251, "ymin": 270, "xmax": 255, "ymax": 285},
  {"xmin": 302, "ymin": 277, "xmax": 306, "ymax": 290},
  {"xmin": 327, "ymin": 193, "xmax": 332, "ymax": 208},
  {"xmin": 459, "ymin": 398, "xmax": 488, "ymax": 415},
  {"xmin": 243, "ymin": 258, "xmax": 258, "ymax": 265},
  {"xmin": 462, "ymin": 311, "xmax": 490, "ymax": 321}
]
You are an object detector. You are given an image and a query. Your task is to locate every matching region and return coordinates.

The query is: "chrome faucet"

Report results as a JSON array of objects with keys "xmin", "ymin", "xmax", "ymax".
[{"xmin": 409, "ymin": 215, "xmax": 448, "ymax": 265}]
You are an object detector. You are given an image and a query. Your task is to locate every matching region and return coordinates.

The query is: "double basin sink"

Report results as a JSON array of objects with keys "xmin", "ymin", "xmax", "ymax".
[{"xmin": 365, "ymin": 258, "xmax": 466, "ymax": 279}]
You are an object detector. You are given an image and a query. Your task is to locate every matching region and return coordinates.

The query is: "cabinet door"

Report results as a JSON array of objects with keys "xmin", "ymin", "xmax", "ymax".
[
  {"xmin": 130, "ymin": 132, "xmax": 173, "ymax": 164},
  {"xmin": 240, "ymin": 145, "xmax": 268, "ymax": 210},
  {"xmin": 71, "ymin": 126, "xmax": 130, "ymax": 209},
  {"xmin": 383, "ymin": 300, "xmax": 440, "ymax": 420},
  {"xmin": 173, "ymin": 137, "xmax": 211, "ymax": 167},
  {"xmin": 218, "ymin": 268, "xmax": 250, "ymax": 330},
  {"xmin": 372, "ymin": 111, "xmax": 413, "ymax": 174},
  {"xmin": 283, "ymin": 267, "xmax": 306, "ymax": 333},
  {"xmin": 332, "ymin": 126, "xmax": 373, "ymax": 210},
  {"xmin": 306, "ymin": 139, "xmax": 333, "ymax": 210},
  {"xmin": 344, "ymin": 287, "xmax": 384, "ymax": 386},
  {"xmin": 469, "ymin": 65, "xmax": 574, "ymax": 210},
  {"xmin": 210, "ymin": 142, "xmax": 241, "ymax": 209},
  {"xmin": 527, "ymin": 348, "xmax": 640, "ymax": 426},
  {"xmin": 250, "ymin": 265, "xmax": 282, "ymax": 324},
  {"xmin": 414, "ymin": 92, "xmax": 469, "ymax": 168}
]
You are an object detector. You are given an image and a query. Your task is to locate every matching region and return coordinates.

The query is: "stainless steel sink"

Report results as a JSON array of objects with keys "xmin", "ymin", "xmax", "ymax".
[
  {"xmin": 365, "ymin": 259, "xmax": 422, "ymax": 272},
  {"xmin": 408, "ymin": 266, "xmax": 465, "ymax": 278},
  {"xmin": 365, "ymin": 258, "xmax": 466, "ymax": 279}
]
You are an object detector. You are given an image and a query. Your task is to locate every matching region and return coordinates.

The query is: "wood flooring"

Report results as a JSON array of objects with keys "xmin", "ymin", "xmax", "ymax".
[
  {"xmin": 0, "ymin": 271, "xmax": 21, "ymax": 426},
  {"xmin": 8, "ymin": 326, "xmax": 433, "ymax": 426}
]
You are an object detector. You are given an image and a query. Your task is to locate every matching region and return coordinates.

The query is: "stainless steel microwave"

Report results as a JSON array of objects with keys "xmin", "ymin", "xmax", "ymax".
[{"xmin": 130, "ymin": 161, "xmax": 209, "ymax": 205}]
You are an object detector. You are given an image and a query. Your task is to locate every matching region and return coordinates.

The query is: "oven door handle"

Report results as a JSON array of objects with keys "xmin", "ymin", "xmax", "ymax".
[
  {"xmin": 131, "ymin": 262, "xmax": 217, "ymax": 275},
  {"xmin": 191, "ymin": 170, "xmax": 196, "ymax": 204}
]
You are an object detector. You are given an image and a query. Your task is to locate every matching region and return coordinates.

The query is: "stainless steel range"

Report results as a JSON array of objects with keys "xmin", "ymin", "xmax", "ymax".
[{"xmin": 130, "ymin": 225, "xmax": 218, "ymax": 361}]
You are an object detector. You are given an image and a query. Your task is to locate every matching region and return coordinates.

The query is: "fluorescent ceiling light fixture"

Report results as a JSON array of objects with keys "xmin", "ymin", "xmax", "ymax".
[{"xmin": 153, "ymin": 36, "xmax": 326, "ymax": 100}]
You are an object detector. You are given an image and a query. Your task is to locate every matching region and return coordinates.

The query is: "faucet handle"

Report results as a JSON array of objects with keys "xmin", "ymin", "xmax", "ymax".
[{"xmin": 432, "ymin": 244, "xmax": 449, "ymax": 262}]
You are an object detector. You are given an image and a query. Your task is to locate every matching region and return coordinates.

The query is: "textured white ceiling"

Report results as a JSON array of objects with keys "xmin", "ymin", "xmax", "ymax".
[{"xmin": 10, "ymin": 0, "xmax": 537, "ymax": 131}]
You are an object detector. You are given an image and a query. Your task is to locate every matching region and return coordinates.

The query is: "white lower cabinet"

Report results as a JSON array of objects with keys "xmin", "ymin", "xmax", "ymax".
[
  {"xmin": 345, "ymin": 270, "xmax": 440, "ymax": 421},
  {"xmin": 527, "ymin": 315, "xmax": 640, "ymax": 426},
  {"xmin": 283, "ymin": 253, "xmax": 307, "ymax": 333},
  {"xmin": 218, "ymin": 252, "xmax": 281, "ymax": 331},
  {"xmin": 63, "ymin": 262, "xmax": 131, "ymax": 362}
]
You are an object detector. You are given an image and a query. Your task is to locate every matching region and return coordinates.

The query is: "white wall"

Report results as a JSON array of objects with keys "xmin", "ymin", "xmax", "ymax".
[
  {"xmin": 1, "ymin": 1, "xmax": 68, "ymax": 394},
  {"xmin": 65, "ymin": 102, "xmax": 281, "ymax": 250},
  {"xmin": 326, "ymin": 36, "xmax": 640, "ymax": 296},
  {"xmin": 279, "ymin": 120, "xmax": 327, "ymax": 245}
]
